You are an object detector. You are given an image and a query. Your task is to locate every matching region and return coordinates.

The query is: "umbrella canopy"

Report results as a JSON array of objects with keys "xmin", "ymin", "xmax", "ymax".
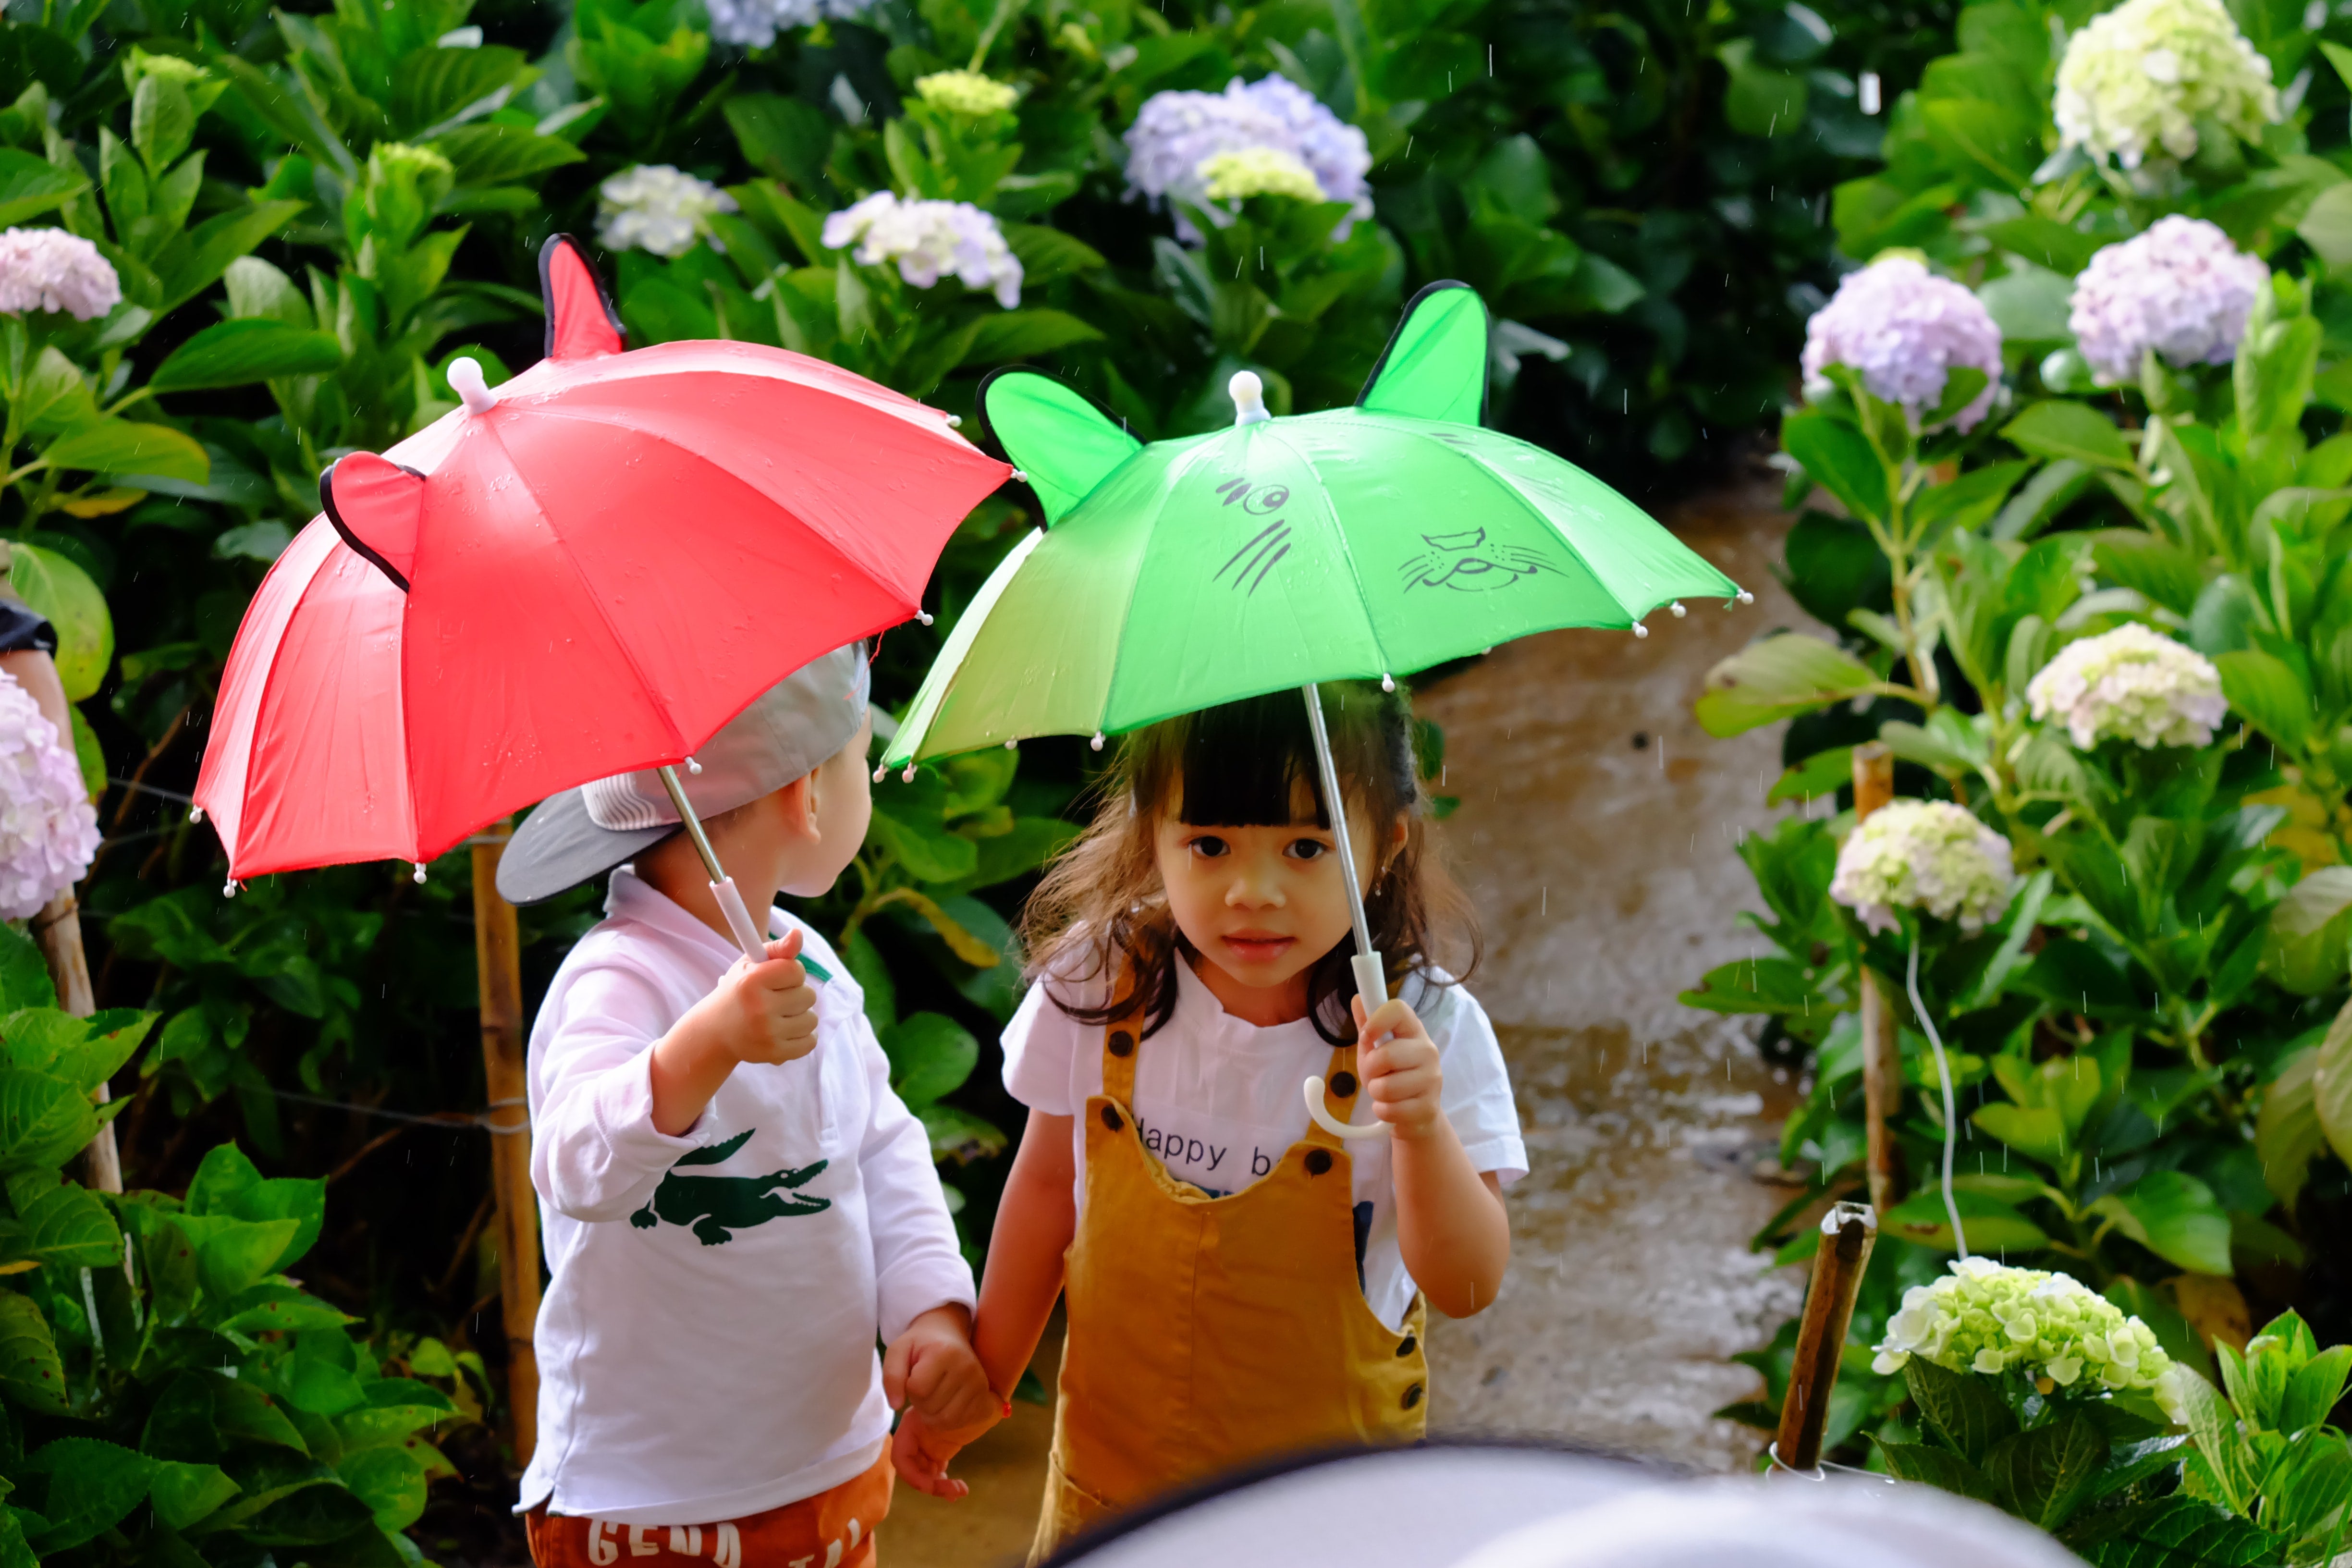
[
  {"xmin": 880, "ymin": 283, "xmax": 1744, "ymax": 769},
  {"xmin": 196, "ymin": 236, "xmax": 1011, "ymax": 884}
]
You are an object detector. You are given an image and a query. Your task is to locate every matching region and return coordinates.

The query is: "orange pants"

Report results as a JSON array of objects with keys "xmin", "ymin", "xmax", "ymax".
[{"xmin": 527, "ymin": 1449, "xmax": 893, "ymax": 1568}]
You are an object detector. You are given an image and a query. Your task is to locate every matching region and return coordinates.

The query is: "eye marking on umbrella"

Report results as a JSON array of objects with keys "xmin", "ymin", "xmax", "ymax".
[
  {"xmin": 1216, "ymin": 517, "xmax": 1294, "ymax": 596},
  {"xmin": 1399, "ymin": 528, "xmax": 1560, "ymax": 593},
  {"xmin": 1213, "ymin": 478, "xmax": 1290, "ymax": 515}
]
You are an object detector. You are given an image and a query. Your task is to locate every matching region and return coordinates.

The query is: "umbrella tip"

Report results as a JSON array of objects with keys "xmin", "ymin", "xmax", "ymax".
[
  {"xmin": 686, "ymin": 756, "xmax": 703, "ymax": 775},
  {"xmin": 413, "ymin": 862, "xmax": 429, "ymax": 883},
  {"xmin": 221, "ymin": 878, "xmax": 238, "ymax": 898},
  {"xmin": 1091, "ymin": 731, "xmax": 1105, "ymax": 751},
  {"xmin": 449, "ymin": 356, "xmax": 497, "ymax": 415},
  {"xmin": 873, "ymin": 764, "xmax": 888, "ymax": 783},
  {"xmin": 1381, "ymin": 672, "xmax": 1395, "ymax": 692},
  {"xmin": 918, "ymin": 611, "xmax": 934, "ymax": 626},
  {"xmin": 902, "ymin": 765, "xmax": 917, "ymax": 783},
  {"xmin": 1229, "ymin": 371, "xmax": 1271, "ymax": 427},
  {"xmin": 188, "ymin": 805, "xmax": 204, "ymax": 823},
  {"xmin": 1004, "ymin": 737, "xmax": 1018, "ymax": 749},
  {"xmin": 1738, "ymin": 589, "xmax": 1754, "ymax": 604},
  {"xmin": 1632, "ymin": 623, "xmax": 1650, "ymax": 638},
  {"xmin": 946, "ymin": 414, "xmax": 962, "ymax": 428},
  {"xmin": 1670, "ymin": 601, "xmax": 1687, "ymax": 618},
  {"xmin": 1011, "ymin": 468, "xmax": 1029, "ymax": 483}
]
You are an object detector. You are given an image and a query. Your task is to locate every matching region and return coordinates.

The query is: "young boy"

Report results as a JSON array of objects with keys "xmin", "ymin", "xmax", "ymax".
[{"xmin": 496, "ymin": 644, "xmax": 992, "ymax": 1568}]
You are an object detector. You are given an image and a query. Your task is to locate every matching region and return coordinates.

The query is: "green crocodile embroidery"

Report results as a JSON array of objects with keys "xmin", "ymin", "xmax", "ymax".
[{"xmin": 629, "ymin": 1128, "xmax": 830, "ymax": 1245}]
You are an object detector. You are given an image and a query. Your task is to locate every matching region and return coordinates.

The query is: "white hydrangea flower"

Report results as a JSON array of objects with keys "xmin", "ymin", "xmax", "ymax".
[
  {"xmin": 2025, "ymin": 623, "xmax": 2227, "ymax": 750},
  {"xmin": 1873, "ymin": 1258, "xmax": 2173, "ymax": 1394},
  {"xmin": 1800, "ymin": 257, "xmax": 2004, "ymax": 432},
  {"xmin": 915, "ymin": 69, "xmax": 1018, "ymax": 116},
  {"xmin": 1124, "ymin": 75, "xmax": 1371, "ymax": 243},
  {"xmin": 0, "ymin": 228, "xmax": 123, "ymax": 322},
  {"xmin": 1829, "ymin": 799, "xmax": 2016, "ymax": 936},
  {"xmin": 0, "ymin": 673, "xmax": 98, "ymax": 921},
  {"xmin": 703, "ymin": 0, "xmax": 868, "ymax": 48},
  {"xmin": 821, "ymin": 192, "xmax": 1023, "ymax": 308},
  {"xmin": 1198, "ymin": 147, "xmax": 1324, "ymax": 203},
  {"xmin": 2069, "ymin": 216, "xmax": 2268, "ymax": 384},
  {"xmin": 596, "ymin": 166, "xmax": 740, "ymax": 259},
  {"xmin": 2054, "ymin": 0, "xmax": 2279, "ymax": 171}
]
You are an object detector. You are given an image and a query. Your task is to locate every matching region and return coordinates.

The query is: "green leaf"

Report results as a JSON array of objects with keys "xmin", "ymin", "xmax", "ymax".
[
  {"xmin": 960, "ymin": 308, "xmax": 1105, "ymax": 365},
  {"xmin": 173, "ymin": 1213, "xmax": 300, "ymax": 1301},
  {"xmin": 2298, "ymin": 182, "xmax": 2352, "ymax": 268},
  {"xmin": 2089, "ymin": 1171, "xmax": 2233, "ymax": 1275},
  {"xmin": 970, "ymin": 816, "xmax": 1081, "ymax": 889},
  {"xmin": 1, "ymin": 1181, "xmax": 121, "ymax": 1270},
  {"xmin": 1875, "ymin": 1440, "xmax": 2001, "ymax": 1504},
  {"xmin": 867, "ymin": 800, "xmax": 980, "ymax": 883},
  {"xmin": 2262, "ymin": 865, "xmax": 2352, "ymax": 995},
  {"xmin": 1766, "ymin": 745, "xmax": 1853, "ymax": 805},
  {"xmin": 1695, "ymin": 633, "xmax": 1880, "ymax": 737},
  {"xmin": 2257, "ymin": 1045, "xmax": 2326, "ymax": 1207},
  {"xmin": 2, "ymin": 1007, "xmax": 157, "ymax": 1092},
  {"xmin": 154, "ymin": 199, "xmax": 306, "ymax": 317},
  {"xmin": 2091, "ymin": 530, "xmax": 2204, "ymax": 617},
  {"xmin": 918, "ymin": 1102, "xmax": 1008, "ymax": 1163},
  {"xmin": 0, "ymin": 1068, "xmax": 100, "ymax": 1174},
  {"xmin": 20, "ymin": 1438, "xmax": 157, "ymax": 1552},
  {"xmin": 211, "ymin": 1283, "xmax": 356, "ymax": 1336},
  {"xmin": 1002, "ymin": 223, "xmax": 1107, "ymax": 285},
  {"xmin": 1983, "ymin": 1411, "xmax": 2107, "ymax": 1529},
  {"xmin": 150, "ymin": 1462, "xmax": 240, "ymax": 1531},
  {"xmin": 0, "ymin": 148, "xmax": 89, "ymax": 227},
  {"xmin": 2166, "ymin": 1366, "xmax": 2255, "ymax": 1515},
  {"xmin": 723, "ymin": 94, "xmax": 831, "ymax": 191},
  {"xmin": 42, "ymin": 418, "xmax": 209, "ymax": 485},
  {"xmin": 1882, "ymin": 1188, "xmax": 2051, "ymax": 1252},
  {"xmin": 1977, "ymin": 261, "xmax": 2074, "ymax": 344},
  {"xmin": 2215, "ymin": 648, "xmax": 2312, "ymax": 754},
  {"xmin": 1781, "ymin": 411, "xmax": 1891, "ymax": 523},
  {"xmin": 2061, "ymin": 1494, "xmax": 2277, "ymax": 1565},
  {"xmin": 0, "ymin": 1289, "xmax": 68, "ymax": 1412},
  {"xmin": 2003, "ymin": 401, "xmax": 2135, "ymax": 471},
  {"xmin": 185, "ymin": 1141, "xmax": 325, "ymax": 1271},
  {"xmin": 390, "ymin": 44, "xmax": 531, "ymax": 136},
  {"xmin": 1902, "ymin": 1357, "xmax": 2021, "ymax": 1467},
  {"xmin": 8, "ymin": 541, "xmax": 114, "ymax": 701},
  {"xmin": 131, "ymin": 75, "xmax": 196, "ymax": 176},
  {"xmin": 148, "ymin": 320, "xmax": 344, "ymax": 393},
  {"xmin": 289, "ymin": 1331, "xmax": 368, "ymax": 1416},
  {"xmin": 1972, "ymin": 1101, "xmax": 2070, "ymax": 1164},
  {"xmin": 334, "ymin": 1447, "xmax": 427, "ymax": 1532},
  {"xmin": 430, "ymin": 124, "xmax": 585, "ymax": 186},
  {"xmin": 2317, "ymin": 998, "xmax": 2352, "ymax": 1174},
  {"xmin": 0, "ymin": 926, "xmax": 56, "ymax": 1014},
  {"xmin": 879, "ymin": 1013, "xmax": 978, "ymax": 1109},
  {"xmin": 210, "ymin": 1373, "xmax": 311, "ymax": 1453}
]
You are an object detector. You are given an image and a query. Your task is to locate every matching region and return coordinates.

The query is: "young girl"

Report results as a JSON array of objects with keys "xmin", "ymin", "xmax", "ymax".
[{"xmin": 926, "ymin": 685, "xmax": 1523, "ymax": 1556}]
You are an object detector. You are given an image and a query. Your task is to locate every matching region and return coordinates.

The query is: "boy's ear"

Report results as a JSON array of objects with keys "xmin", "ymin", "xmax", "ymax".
[
  {"xmin": 540, "ymin": 233, "xmax": 625, "ymax": 361},
  {"xmin": 1356, "ymin": 281, "xmax": 1489, "ymax": 428},
  {"xmin": 979, "ymin": 368, "xmax": 1142, "ymax": 524}
]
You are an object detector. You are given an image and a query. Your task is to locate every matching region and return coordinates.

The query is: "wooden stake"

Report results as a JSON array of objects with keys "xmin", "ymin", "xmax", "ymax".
[
  {"xmin": 471, "ymin": 820, "xmax": 541, "ymax": 1470},
  {"xmin": 1775, "ymin": 1200, "xmax": 1878, "ymax": 1473},
  {"xmin": 1852, "ymin": 744, "xmax": 1899, "ymax": 1218}
]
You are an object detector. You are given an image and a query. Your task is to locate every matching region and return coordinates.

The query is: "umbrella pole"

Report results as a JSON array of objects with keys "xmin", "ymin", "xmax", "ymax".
[
  {"xmin": 1300, "ymin": 684, "xmax": 1389, "ymax": 1141},
  {"xmin": 654, "ymin": 766, "xmax": 771, "ymax": 962}
]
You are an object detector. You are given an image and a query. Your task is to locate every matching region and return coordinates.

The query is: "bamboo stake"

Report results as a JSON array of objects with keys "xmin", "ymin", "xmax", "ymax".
[
  {"xmin": 1852, "ymin": 744, "xmax": 1899, "ymax": 1217},
  {"xmin": 470, "ymin": 820, "xmax": 541, "ymax": 1469},
  {"xmin": 1774, "ymin": 1200, "xmax": 1878, "ymax": 1473}
]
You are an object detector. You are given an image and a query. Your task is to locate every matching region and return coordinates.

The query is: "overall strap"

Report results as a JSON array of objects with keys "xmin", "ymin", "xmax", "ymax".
[
  {"xmin": 1100, "ymin": 966, "xmax": 1149, "ymax": 1103},
  {"xmin": 1303, "ymin": 1043, "xmax": 1364, "ymax": 1150}
]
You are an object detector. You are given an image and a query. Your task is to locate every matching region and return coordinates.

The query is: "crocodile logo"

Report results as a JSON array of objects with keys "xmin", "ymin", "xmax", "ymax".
[{"xmin": 629, "ymin": 1129, "xmax": 830, "ymax": 1245}]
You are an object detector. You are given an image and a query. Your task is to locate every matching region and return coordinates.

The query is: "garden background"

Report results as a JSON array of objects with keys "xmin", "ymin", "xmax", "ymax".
[{"xmin": 3, "ymin": 0, "xmax": 2352, "ymax": 1554}]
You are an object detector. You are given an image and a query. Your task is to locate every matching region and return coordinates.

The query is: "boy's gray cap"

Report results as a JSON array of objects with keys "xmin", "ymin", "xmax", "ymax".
[{"xmin": 497, "ymin": 644, "xmax": 887, "ymax": 906}]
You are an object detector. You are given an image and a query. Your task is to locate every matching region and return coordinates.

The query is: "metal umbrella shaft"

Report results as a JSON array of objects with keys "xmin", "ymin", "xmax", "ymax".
[
  {"xmin": 1300, "ymin": 683, "xmax": 1390, "ymax": 1141},
  {"xmin": 655, "ymin": 765, "xmax": 771, "ymax": 962}
]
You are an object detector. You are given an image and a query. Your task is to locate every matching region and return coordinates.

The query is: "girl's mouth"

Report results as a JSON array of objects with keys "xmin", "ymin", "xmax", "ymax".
[{"xmin": 1219, "ymin": 932, "xmax": 1296, "ymax": 963}]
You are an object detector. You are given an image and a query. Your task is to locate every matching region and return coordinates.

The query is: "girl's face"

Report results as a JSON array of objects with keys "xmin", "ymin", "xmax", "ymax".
[{"xmin": 1153, "ymin": 774, "xmax": 1400, "ymax": 1019}]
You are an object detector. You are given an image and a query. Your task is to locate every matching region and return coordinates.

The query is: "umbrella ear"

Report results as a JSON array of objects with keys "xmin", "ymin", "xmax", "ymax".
[
  {"xmin": 1356, "ymin": 281, "xmax": 1489, "ymax": 427},
  {"xmin": 979, "ymin": 368, "xmax": 1141, "ymax": 524},
  {"xmin": 321, "ymin": 454, "xmax": 428, "ymax": 592},
  {"xmin": 540, "ymin": 233, "xmax": 625, "ymax": 361}
]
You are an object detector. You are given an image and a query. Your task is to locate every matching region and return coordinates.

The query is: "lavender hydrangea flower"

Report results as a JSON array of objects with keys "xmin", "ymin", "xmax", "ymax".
[
  {"xmin": 596, "ymin": 166, "xmax": 739, "ymax": 259},
  {"xmin": 0, "ymin": 674, "xmax": 98, "ymax": 921},
  {"xmin": 2025, "ymin": 623, "xmax": 2226, "ymax": 750},
  {"xmin": 1124, "ymin": 75, "xmax": 1371, "ymax": 242},
  {"xmin": 0, "ymin": 228, "xmax": 122, "ymax": 322},
  {"xmin": 2068, "ymin": 216, "xmax": 2267, "ymax": 384},
  {"xmin": 1800, "ymin": 257, "xmax": 2004, "ymax": 432},
  {"xmin": 2054, "ymin": 0, "xmax": 2278, "ymax": 171},
  {"xmin": 1829, "ymin": 799, "xmax": 2016, "ymax": 936},
  {"xmin": 822, "ymin": 192, "xmax": 1023, "ymax": 308},
  {"xmin": 703, "ymin": 0, "xmax": 868, "ymax": 49}
]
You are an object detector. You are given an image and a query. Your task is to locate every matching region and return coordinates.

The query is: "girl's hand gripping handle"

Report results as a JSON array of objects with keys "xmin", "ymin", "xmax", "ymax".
[{"xmin": 1304, "ymin": 951, "xmax": 1392, "ymax": 1140}]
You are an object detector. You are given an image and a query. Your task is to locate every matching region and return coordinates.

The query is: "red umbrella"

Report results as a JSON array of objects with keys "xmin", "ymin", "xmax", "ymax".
[{"xmin": 196, "ymin": 237, "xmax": 1010, "ymax": 940}]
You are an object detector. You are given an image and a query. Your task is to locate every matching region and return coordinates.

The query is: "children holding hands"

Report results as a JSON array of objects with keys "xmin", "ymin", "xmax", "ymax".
[{"xmin": 497, "ymin": 645, "xmax": 990, "ymax": 1568}]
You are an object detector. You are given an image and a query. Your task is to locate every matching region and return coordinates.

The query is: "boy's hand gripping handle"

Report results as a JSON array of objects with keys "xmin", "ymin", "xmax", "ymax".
[{"xmin": 1298, "ymin": 683, "xmax": 1393, "ymax": 1142}]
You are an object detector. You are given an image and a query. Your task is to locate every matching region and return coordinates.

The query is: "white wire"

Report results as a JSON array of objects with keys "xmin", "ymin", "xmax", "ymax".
[{"xmin": 1905, "ymin": 941, "xmax": 1968, "ymax": 1259}]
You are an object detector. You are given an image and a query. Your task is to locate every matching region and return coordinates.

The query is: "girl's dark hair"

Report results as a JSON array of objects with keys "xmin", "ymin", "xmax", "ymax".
[{"xmin": 1021, "ymin": 683, "xmax": 1480, "ymax": 1045}]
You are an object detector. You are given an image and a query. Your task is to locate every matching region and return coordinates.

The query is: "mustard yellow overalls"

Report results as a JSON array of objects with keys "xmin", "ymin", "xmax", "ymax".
[{"xmin": 1029, "ymin": 991, "xmax": 1429, "ymax": 1560}]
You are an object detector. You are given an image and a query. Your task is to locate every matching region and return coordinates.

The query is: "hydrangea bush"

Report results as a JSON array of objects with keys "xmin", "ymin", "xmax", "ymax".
[
  {"xmin": 2053, "ymin": 0, "xmax": 2279, "ymax": 170},
  {"xmin": 1800, "ymin": 257, "xmax": 2003, "ymax": 431},
  {"xmin": 2068, "ymin": 217, "xmax": 2267, "ymax": 384},
  {"xmin": 1828, "ymin": 799, "xmax": 2017, "ymax": 935},
  {"xmin": 821, "ymin": 192, "xmax": 1023, "ymax": 307},
  {"xmin": 1872, "ymin": 1259, "xmax": 2173, "ymax": 1392},
  {"xmin": 2023, "ymin": 623, "xmax": 2228, "ymax": 750},
  {"xmin": 1124, "ymin": 76, "xmax": 1372, "ymax": 241}
]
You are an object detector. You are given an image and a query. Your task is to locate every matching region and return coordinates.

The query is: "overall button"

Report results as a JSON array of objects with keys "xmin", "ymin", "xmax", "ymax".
[
  {"xmin": 1108, "ymin": 1029, "xmax": 1135, "ymax": 1057},
  {"xmin": 1402, "ymin": 1383, "xmax": 1424, "ymax": 1409},
  {"xmin": 1396, "ymin": 1335, "xmax": 1418, "ymax": 1358},
  {"xmin": 1101, "ymin": 1106, "xmax": 1123, "ymax": 1132},
  {"xmin": 1328, "ymin": 1071, "xmax": 1358, "ymax": 1098},
  {"xmin": 1304, "ymin": 1149, "xmax": 1334, "ymax": 1176}
]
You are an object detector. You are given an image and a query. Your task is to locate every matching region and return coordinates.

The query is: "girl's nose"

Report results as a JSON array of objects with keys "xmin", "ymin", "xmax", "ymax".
[{"xmin": 1224, "ymin": 867, "xmax": 1285, "ymax": 907}]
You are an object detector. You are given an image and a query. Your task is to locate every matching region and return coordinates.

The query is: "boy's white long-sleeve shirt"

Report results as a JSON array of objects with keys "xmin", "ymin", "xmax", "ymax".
[{"xmin": 518, "ymin": 868, "xmax": 975, "ymax": 1525}]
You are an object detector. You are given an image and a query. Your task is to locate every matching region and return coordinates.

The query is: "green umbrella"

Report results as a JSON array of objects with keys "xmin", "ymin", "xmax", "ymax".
[{"xmin": 881, "ymin": 283, "xmax": 1750, "ymax": 1134}]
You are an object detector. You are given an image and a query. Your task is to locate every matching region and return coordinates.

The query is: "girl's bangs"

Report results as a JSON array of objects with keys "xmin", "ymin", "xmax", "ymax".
[{"xmin": 1163, "ymin": 696, "xmax": 1328, "ymax": 829}]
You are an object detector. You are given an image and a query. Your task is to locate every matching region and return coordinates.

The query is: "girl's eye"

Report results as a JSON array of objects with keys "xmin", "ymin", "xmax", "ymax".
[
  {"xmin": 1286, "ymin": 839, "xmax": 1330, "ymax": 861},
  {"xmin": 1189, "ymin": 836, "xmax": 1230, "ymax": 858}
]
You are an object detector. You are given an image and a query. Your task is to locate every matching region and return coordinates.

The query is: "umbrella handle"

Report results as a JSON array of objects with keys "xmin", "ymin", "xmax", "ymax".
[
  {"xmin": 1305, "ymin": 950, "xmax": 1393, "ymax": 1140},
  {"xmin": 710, "ymin": 877, "xmax": 770, "ymax": 964}
]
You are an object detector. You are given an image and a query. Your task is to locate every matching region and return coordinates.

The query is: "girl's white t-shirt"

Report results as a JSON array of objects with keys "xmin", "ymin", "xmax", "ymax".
[{"xmin": 1001, "ymin": 953, "xmax": 1526, "ymax": 1331}]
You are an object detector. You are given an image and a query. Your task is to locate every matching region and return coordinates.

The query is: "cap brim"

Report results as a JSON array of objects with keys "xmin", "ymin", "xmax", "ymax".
[{"xmin": 496, "ymin": 787, "xmax": 678, "ymax": 906}]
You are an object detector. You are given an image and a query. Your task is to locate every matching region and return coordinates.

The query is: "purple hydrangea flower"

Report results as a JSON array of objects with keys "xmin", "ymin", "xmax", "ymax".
[
  {"xmin": 0, "ymin": 227, "xmax": 122, "ymax": 321},
  {"xmin": 0, "ymin": 674, "xmax": 98, "ymax": 920},
  {"xmin": 2067, "ymin": 216, "xmax": 2267, "ymax": 384},
  {"xmin": 703, "ymin": 0, "xmax": 869, "ymax": 49},
  {"xmin": 1124, "ymin": 75, "xmax": 1371, "ymax": 243},
  {"xmin": 1800, "ymin": 257, "xmax": 2004, "ymax": 432}
]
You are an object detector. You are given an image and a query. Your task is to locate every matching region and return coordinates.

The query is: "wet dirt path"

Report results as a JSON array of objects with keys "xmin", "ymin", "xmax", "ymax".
[{"xmin": 889, "ymin": 482, "xmax": 1807, "ymax": 1561}]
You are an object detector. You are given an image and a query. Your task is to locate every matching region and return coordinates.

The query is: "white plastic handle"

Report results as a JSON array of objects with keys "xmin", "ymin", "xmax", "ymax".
[
  {"xmin": 710, "ymin": 877, "xmax": 769, "ymax": 963},
  {"xmin": 1306, "ymin": 951, "xmax": 1393, "ymax": 1140}
]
